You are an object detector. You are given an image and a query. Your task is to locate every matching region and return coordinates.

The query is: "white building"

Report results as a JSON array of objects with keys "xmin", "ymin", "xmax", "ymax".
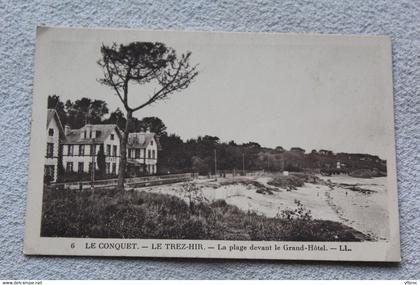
[
  {"xmin": 44, "ymin": 112, "xmax": 162, "ymax": 182},
  {"xmin": 45, "ymin": 109, "xmax": 65, "ymax": 182},
  {"xmin": 126, "ymin": 131, "xmax": 161, "ymax": 176},
  {"xmin": 61, "ymin": 124, "xmax": 122, "ymax": 176}
]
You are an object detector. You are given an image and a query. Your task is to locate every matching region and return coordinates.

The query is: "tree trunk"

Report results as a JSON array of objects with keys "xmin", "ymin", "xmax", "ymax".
[{"xmin": 117, "ymin": 110, "xmax": 132, "ymax": 191}]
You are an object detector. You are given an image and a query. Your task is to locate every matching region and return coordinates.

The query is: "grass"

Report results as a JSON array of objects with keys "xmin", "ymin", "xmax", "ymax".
[{"xmin": 41, "ymin": 186, "xmax": 370, "ymax": 241}]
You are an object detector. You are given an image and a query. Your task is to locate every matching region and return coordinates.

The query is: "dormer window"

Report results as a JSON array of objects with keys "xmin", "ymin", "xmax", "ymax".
[
  {"xmin": 48, "ymin": 128, "xmax": 54, "ymax": 136},
  {"xmin": 110, "ymin": 134, "xmax": 114, "ymax": 140},
  {"xmin": 151, "ymin": 140, "xmax": 153, "ymax": 146},
  {"xmin": 96, "ymin": 131, "xmax": 101, "ymax": 138},
  {"xmin": 84, "ymin": 130, "xmax": 87, "ymax": 139}
]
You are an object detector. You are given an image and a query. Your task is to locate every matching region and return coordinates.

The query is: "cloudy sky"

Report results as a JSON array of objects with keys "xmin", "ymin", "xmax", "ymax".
[{"xmin": 35, "ymin": 27, "xmax": 394, "ymax": 159}]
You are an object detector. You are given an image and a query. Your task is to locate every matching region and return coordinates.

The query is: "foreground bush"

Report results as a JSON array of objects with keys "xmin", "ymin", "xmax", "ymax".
[{"xmin": 41, "ymin": 187, "xmax": 369, "ymax": 241}]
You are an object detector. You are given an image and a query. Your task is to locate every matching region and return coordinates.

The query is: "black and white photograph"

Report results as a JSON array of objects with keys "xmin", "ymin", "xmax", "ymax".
[{"xmin": 24, "ymin": 27, "xmax": 400, "ymax": 261}]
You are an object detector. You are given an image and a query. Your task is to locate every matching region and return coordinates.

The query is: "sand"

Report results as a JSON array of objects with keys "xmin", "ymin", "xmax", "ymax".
[
  {"xmin": 134, "ymin": 174, "xmax": 388, "ymax": 240},
  {"xmin": 321, "ymin": 175, "xmax": 389, "ymax": 240}
]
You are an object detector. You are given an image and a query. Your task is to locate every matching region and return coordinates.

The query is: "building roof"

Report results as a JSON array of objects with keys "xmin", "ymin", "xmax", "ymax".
[
  {"xmin": 46, "ymin": 109, "xmax": 65, "ymax": 137},
  {"xmin": 127, "ymin": 132, "xmax": 162, "ymax": 150},
  {"xmin": 64, "ymin": 124, "xmax": 121, "ymax": 144}
]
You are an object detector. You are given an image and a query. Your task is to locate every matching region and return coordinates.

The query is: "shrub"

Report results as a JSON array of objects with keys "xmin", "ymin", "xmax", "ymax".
[
  {"xmin": 211, "ymin": 199, "xmax": 228, "ymax": 208},
  {"xmin": 277, "ymin": 199, "xmax": 312, "ymax": 221},
  {"xmin": 41, "ymin": 186, "xmax": 370, "ymax": 241},
  {"xmin": 267, "ymin": 174, "xmax": 305, "ymax": 190},
  {"xmin": 349, "ymin": 168, "xmax": 386, "ymax": 178},
  {"xmin": 349, "ymin": 169, "xmax": 373, "ymax": 178}
]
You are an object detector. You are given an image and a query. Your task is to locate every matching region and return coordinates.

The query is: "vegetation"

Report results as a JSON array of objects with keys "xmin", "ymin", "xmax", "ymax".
[
  {"xmin": 349, "ymin": 168, "xmax": 386, "ymax": 178},
  {"xmin": 48, "ymin": 95, "xmax": 109, "ymax": 129},
  {"xmin": 48, "ymin": 93, "xmax": 387, "ymax": 178},
  {"xmin": 41, "ymin": 187, "xmax": 369, "ymax": 241},
  {"xmin": 97, "ymin": 144, "xmax": 106, "ymax": 178},
  {"xmin": 52, "ymin": 171, "xmax": 117, "ymax": 183},
  {"xmin": 267, "ymin": 174, "xmax": 305, "ymax": 191},
  {"xmin": 278, "ymin": 199, "xmax": 313, "ymax": 220},
  {"xmin": 97, "ymin": 42, "xmax": 198, "ymax": 190},
  {"xmin": 220, "ymin": 179, "xmax": 278, "ymax": 195}
]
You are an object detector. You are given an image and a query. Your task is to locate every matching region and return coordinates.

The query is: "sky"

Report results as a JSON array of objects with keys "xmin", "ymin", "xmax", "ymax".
[{"xmin": 35, "ymin": 28, "xmax": 394, "ymax": 159}]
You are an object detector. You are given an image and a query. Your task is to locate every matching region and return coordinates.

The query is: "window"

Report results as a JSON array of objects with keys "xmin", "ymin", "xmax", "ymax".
[
  {"xmin": 135, "ymin": 149, "xmax": 140, "ymax": 159},
  {"xmin": 90, "ymin": 144, "xmax": 96, "ymax": 155},
  {"xmin": 110, "ymin": 134, "xmax": 114, "ymax": 140},
  {"xmin": 95, "ymin": 130, "xmax": 101, "ymax": 138},
  {"xmin": 83, "ymin": 130, "xmax": 87, "ymax": 139},
  {"xmin": 66, "ymin": 162, "xmax": 73, "ymax": 173},
  {"xmin": 78, "ymin": 162, "xmax": 84, "ymax": 173},
  {"xmin": 148, "ymin": 150, "xmax": 151, "ymax": 159},
  {"xmin": 44, "ymin": 165, "xmax": 55, "ymax": 180},
  {"xmin": 89, "ymin": 130, "xmax": 92, "ymax": 138},
  {"xmin": 152, "ymin": 150, "xmax": 155, "ymax": 159},
  {"xmin": 67, "ymin": 145, "xmax": 73, "ymax": 156},
  {"xmin": 106, "ymin": 144, "xmax": 111, "ymax": 156},
  {"xmin": 106, "ymin": 163, "xmax": 110, "ymax": 174},
  {"xmin": 112, "ymin": 163, "xmax": 116, "ymax": 174},
  {"xmin": 79, "ymin": 145, "xmax": 85, "ymax": 156},
  {"xmin": 151, "ymin": 140, "xmax": 153, "ymax": 146},
  {"xmin": 46, "ymin": 143, "xmax": 54, "ymax": 158},
  {"xmin": 113, "ymin": 145, "xmax": 117, "ymax": 157},
  {"xmin": 89, "ymin": 162, "xmax": 93, "ymax": 173},
  {"xmin": 48, "ymin": 128, "xmax": 54, "ymax": 136}
]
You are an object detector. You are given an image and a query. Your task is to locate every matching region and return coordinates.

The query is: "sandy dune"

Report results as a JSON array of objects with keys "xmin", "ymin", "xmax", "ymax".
[{"xmin": 135, "ymin": 174, "xmax": 388, "ymax": 240}]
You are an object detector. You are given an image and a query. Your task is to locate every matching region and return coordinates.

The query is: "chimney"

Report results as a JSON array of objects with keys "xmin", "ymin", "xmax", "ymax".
[{"xmin": 64, "ymin": 125, "xmax": 70, "ymax": 136}]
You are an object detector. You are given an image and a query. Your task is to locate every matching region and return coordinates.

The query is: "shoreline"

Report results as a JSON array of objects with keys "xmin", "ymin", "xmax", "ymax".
[{"xmin": 135, "ymin": 173, "xmax": 388, "ymax": 241}]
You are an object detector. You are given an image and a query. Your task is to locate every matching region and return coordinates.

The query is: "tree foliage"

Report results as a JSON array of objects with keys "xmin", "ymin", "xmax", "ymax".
[
  {"xmin": 97, "ymin": 41, "xmax": 198, "ymax": 190},
  {"xmin": 65, "ymin": 97, "xmax": 109, "ymax": 128},
  {"xmin": 102, "ymin": 108, "xmax": 126, "ymax": 130},
  {"xmin": 47, "ymin": 93, "xmax": 387, "ymax": 177},
  {"xmin": 97, "ymin": 42, "xmax": 199, "ymax": 112},
  {"xmin": 48, "ymin": 95, "xmax": 109, "ymax": 129},
  {"xmin": 48, "ymin": 94, "xmax": 67, "ymax": 125}
]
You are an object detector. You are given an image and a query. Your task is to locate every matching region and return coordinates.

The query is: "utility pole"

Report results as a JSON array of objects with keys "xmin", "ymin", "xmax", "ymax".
[{"xmin": 214, "ymin": 149, "xmax": 217, "ymax": 180}]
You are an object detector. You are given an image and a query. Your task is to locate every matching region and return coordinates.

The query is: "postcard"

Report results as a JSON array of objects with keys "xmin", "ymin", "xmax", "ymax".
[{"xmin": 24, "ymin": 26, "xmax": 400, "ymax": 261}]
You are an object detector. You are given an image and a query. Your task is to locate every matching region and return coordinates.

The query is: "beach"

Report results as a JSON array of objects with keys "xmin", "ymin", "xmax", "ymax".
[{"xmin": 136, "ymin": 174, "xmax": 389, "ymax": 240}]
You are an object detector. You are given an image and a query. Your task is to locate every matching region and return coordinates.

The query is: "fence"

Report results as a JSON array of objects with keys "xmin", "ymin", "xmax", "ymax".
[
  {"xmin": 48, "ymin": 173, "xmax": 195, "ymax": 190},
  {"xmin": 206, "ymin": 170, "xmax": 266, "ymax": 178}
]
